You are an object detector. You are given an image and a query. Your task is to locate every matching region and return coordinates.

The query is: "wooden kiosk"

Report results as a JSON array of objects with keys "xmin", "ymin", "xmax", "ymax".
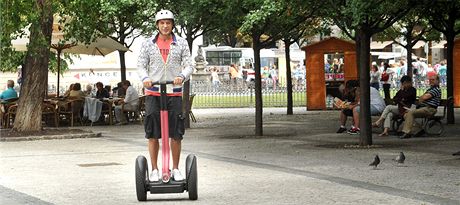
[
  {"xmin": 301, "ymin": 37, "xmax": 358, "ymax": 110},
  {"xmin": 454, "ymin": 38, "xmax": 460, "ymax": 107}
]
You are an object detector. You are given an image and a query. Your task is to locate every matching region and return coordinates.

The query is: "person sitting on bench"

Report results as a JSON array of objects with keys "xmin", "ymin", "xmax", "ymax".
[
  {"xmin": 400, "ymin": 75, "xmax": 441, "ymax": 139},
  {"xmin": 373, "ymin": 75, "xmax": 416, "ymax": 136},
  {"xmin": 336, "ymin": 80, "xmax": 359, "ymax": 133},
  {"xmin": 347, "ymin": 84, "xmax": 386, "ymax": 135}
]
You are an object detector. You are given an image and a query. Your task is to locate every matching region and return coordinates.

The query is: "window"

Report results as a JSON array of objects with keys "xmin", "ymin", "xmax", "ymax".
[{"xmin": 205, "ymin": 51, "xmax": 242, "ymax": 66}]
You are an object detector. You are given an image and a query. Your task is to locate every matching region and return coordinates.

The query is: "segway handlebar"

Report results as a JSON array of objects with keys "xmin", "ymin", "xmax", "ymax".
[{"xmin": 151, "ymin": 81, "xmax": 175, "ymax": 86}]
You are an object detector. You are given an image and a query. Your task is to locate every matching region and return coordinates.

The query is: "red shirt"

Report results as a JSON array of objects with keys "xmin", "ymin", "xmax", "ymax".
[{"xmin": 156, "ymin": 37, "xmax": 173, "ymax": 63}]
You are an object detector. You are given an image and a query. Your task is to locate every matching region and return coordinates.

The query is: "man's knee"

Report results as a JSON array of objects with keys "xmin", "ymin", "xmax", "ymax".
[{"xmin": 171, "ymin": 138, "xmax": 182, "ymax": 143}]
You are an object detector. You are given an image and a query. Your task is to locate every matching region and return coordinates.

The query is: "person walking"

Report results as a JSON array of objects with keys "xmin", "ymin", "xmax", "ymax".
[
  {"xmin": 381, "ymin": 63, "xmax": 394, "ymax": 102},
  {"xmin": 370, "ymin": 64, "xmax": 380, "ymax": 90},
  {"xmin": 137, "ymin": 9, "xmax": 193, "ymax": 182}
]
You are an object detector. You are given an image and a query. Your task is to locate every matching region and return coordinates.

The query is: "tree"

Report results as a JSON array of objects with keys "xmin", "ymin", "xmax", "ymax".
[
  {"xmin": 62, "ymin": 0, "xmax": 158, "ymax": 82},
  {"xmin": 323, "ymin": 0, "xmax": 412, "ymax": 145},
  {"xmin": 279, "ymin": 10, "xmax": 322, "ymax": 115},
  {"xmin": 3, "ymin": 0, "xmax": 55, "ymax": 132},
  {"xmin": 205, "ymin": 0, "xmax": 246, "ymax": 47},
  {"xmin": 240, "ymin": 0, "xmax": 321, "ymax": 134},
  {"xmin": 379, "ymin": 8, "xmax": 441, "ymax": 78},
  {"xmin": 426, "ymin": 0, "xmax": 460, "ymax": 124}
]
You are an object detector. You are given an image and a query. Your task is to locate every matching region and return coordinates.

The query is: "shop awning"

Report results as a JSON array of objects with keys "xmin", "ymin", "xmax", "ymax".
[
  {"xmin": 412, "ymin": 41, "xmax": 426, "ymax": 49},
  {"xmin": 370, "ymin": 41, "xmax": 393, "ymax": 49}
]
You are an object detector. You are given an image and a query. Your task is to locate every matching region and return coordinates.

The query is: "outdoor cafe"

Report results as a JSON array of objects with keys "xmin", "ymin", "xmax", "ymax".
[{"xmin": 1, "ymin": 91, "xmax": 146, "ymax": 129}]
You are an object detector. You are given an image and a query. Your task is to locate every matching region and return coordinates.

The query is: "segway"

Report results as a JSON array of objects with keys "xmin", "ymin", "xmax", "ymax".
[{"xmin": 135, "ymin": 81, "xmax": 198, "ymax": 201}]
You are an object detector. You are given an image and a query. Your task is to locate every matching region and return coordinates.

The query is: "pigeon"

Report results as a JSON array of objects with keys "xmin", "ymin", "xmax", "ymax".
[
  {"xmin": 453, "ymin": 151, "xmax": 460, "ymax": 156},
  {"xmin": 369, "ymin": 155, "xmax": 380, "ymax": 169},
  {"xmin": 393, "ymin": 152, "xmax": 406, "ymax": 164}
]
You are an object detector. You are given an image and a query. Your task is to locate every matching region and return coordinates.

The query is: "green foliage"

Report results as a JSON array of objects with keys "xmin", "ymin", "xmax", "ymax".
[
  {"xmin": 205, "ymin": 0, "xmax": 247, "ymax": 46},
  {"xmin": 1, "ymin": 0, "xmax": 75, "ymax": 73},
  {"xmin": 426, "ymin": 0, "xmax": 460, "ymax": 36},
  {"xmin": 0, "ymin": 0, "xmax": 33, "ymax": 72},
  {"xmin": 324, "ymin": 0, "xmax": 412, "ymax": 39},
  {"xmin": 158, "ymin": 0, "xmax": 224, "ymax": 50},
  {"xmin": 240, "ymin": 0, "xmax": 281, "ymax": 34},
  {"xmin": 62, "ymin": 0, "xmax": 158, "ymax": 47},
  {"xmin": 379, "ymin": 7, "xmax": 441, "ymax": 47}
]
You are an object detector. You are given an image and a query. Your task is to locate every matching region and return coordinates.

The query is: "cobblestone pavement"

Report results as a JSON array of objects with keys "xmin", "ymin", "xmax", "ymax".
[{"xmin": 1, "ymin": 108, "xmax": 459, "ymax": 205}]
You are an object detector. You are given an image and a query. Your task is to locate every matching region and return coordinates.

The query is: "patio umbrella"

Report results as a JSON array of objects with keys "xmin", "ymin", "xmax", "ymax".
[{"xmin": 11, "ymin": 24, "xmax": 129, "ymax": 96}]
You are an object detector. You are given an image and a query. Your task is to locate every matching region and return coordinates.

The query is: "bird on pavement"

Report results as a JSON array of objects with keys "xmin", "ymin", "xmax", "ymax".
[
  {"xmin": 369, "ymin": 155, "xmax": 380, "ymax": 169},
  {"xmin": 453, "ymin": 151, "xmax": 460, "ymax": 156},
  {"xmin": 393, "ymin": 152, "xmax": 406, "ymax": 164}
]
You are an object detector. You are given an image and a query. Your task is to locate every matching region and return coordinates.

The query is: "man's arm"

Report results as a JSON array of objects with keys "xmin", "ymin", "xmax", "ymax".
[
  {"xmin": 419, "ymin": 92, "xmax": 433, "ymax": 103},
  {"xmin": 179, "ymin": 42, "xmax": 193, "ymax": 81},
  {"xmin": 137, "ymin": 40, "xmax": 151, "ymax": 88}
]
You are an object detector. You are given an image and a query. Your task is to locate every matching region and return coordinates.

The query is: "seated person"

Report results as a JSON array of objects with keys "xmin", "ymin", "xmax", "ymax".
[
  {"xmin": 95, "ymin": 82, "xmax": 110, "ymax": 99},
  {"xmin": 336, "ymin": 80, "xmax": 359, "ymax": 133},
  {"xmin": 347, "ymin": 85, "xmax": 386, "ymax": 134},
  {"xmin": 63, "ymin": 84, "xmax": 75, "ymax": 98},
  {"xmin": 114, "ymin": 82, "xmax": 126, "ymax": 97},
  {"xmin": 104, "ymin": 85, "xmax": 112, "ymax": 96},
  {"xmin": 0, "ymin": 80, "xmax": 18, "ymax": 126},
  {"xmin": 0, "ymin": 80, "xmax": 18, "ymax": 101},
  {"xmin": 400, "ymin": 75, "xmax": 441, "ymax": 139},
  {"xmin": 68, "ymin": 83, "xmax": 86, "ymax": 99},
  {"xmin": 373, "ymin": 75, "xmax": 416, "ymax": 136},
  {"xmin": 114, "ymin": 80, "xmax": 139, "ymax": 125},
  {"xmin": 84, "ymin": 84, "xmax": 93, "ymax": 97}
]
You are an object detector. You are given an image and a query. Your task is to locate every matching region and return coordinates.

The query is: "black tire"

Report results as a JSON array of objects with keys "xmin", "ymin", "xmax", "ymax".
[
  {"xmin": 425, "ymin": 120, "xmax": 444, "ymax": 136},
  {"xmin": 186, "ymin": 154, "xmax": 198, "ymax": 200},
  {"xmin": 135, "ymin": 155, "xmax": 148, "ymax": 201}
]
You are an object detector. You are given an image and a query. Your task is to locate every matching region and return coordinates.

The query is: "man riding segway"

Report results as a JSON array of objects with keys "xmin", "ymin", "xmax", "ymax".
[{"xmin": 137, "ymin": 9, "xmax": 193, "ymax": 183}]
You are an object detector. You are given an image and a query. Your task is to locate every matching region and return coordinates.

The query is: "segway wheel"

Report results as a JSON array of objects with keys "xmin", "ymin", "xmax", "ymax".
[
  {"xmin": 186, "ymin": 154, "xmax": 198, "ymax": 200},
  {"xmin": 425, "ymin": 120, "xmax": 444, "ymax": 136},
  {"xmin": 135, "ymin": 155, "xmax": 148, "ymax": 201}
]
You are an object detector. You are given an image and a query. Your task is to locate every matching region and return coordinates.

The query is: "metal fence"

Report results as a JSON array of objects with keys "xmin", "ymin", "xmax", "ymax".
[
  {"xmin": 190, "ymin": 80, "xmax": 448, "ymax": 109},
  {"xmin": 190, "ymin": 79, "xmax": 306, "ymax": 108}
]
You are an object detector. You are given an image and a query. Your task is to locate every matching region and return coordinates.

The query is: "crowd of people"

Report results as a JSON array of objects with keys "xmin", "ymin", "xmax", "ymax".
[
  {"xmin": 60, "ymin": 80, "xmax": 139, "ymax": 125},
  {"xmin": 335, "ymin": 72, "xmax": 442, "ymax": 139},
  {"xmin": 371, "ymin": 58, "xmax": 447, "ymax": 91},
  {"xmin": 206, "ymin": 63, "xmax": 306, "ymax": 91}
]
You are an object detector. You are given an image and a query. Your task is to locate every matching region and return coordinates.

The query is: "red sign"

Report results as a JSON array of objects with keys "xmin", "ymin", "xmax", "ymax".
[{"xmin": 325, "ymin": 73, "xmax": 344, "ymax": 81}]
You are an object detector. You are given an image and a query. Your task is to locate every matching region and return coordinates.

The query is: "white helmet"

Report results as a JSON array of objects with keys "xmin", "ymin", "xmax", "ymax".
[{"xmin": 155, "ymin": 9, "xmax": 174, "ymax": 22}]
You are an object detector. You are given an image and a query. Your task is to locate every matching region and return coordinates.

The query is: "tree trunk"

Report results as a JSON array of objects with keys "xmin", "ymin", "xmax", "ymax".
[
  {"xmin": 119, "ymin": 50, "xmax": 127, "ymax": 82},
  {"xmin": 253, "ymin": 34, "xmax": 263, "ymax": 136},
  {"xmin": 284, "ymin": 39, "xmax": 293, "ymax": 115},
  {"xmin": 356, "ymin": 29, "xmax": 372, "ymax": 146},
  {"xmin": 13, "ymin": 0, "xmax": 53, "ymax": 132},
  {"xmin": 406, "ymin": 33, "xmax": 413, "ymax": 78},
  {"xmin": 183, "ymin": 35, "xmax": 194, "ymax": 128},
  {"xmin": 445, "ymin": 32, "xmax": 455, "ymax": 124}
]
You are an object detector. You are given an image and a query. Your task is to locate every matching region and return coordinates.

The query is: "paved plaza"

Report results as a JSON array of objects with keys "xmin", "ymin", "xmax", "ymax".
[{"xmin": 1, "ymin": 108, "xmax": 460, "ymax": 205}]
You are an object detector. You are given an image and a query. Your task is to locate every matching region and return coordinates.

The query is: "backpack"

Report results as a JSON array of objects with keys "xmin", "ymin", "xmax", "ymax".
[{"xmin": 381, "ymin": 72, "xmax": 389, "ymax": 81}]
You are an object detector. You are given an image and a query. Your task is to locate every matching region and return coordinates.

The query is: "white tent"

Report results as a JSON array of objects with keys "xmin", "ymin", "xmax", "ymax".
[{"xmin": 11, "ymin": 23, "xmax": 128, "ymax": 96}]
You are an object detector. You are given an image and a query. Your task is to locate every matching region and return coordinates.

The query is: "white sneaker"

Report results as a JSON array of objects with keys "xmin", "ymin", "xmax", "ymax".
[
  {"xmin": 149, "ymin": 169, "xmax": 159, "ymax": 182},
  {"xmin": 172, "ymin": 169, "xmax": 184, "ymax": 181}
]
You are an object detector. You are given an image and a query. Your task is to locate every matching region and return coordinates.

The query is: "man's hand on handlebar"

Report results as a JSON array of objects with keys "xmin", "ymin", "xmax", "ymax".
[
  {"xmin": 143, "ymin": 77, "xmax": 183, "ymax": 87},
  {"xmin": 174, "ymin": 76, "xmax": 184, "ymax": 85},
  {"xmin": 143, "ymin": 80, "xmax": 153, "ymax": 89}
]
